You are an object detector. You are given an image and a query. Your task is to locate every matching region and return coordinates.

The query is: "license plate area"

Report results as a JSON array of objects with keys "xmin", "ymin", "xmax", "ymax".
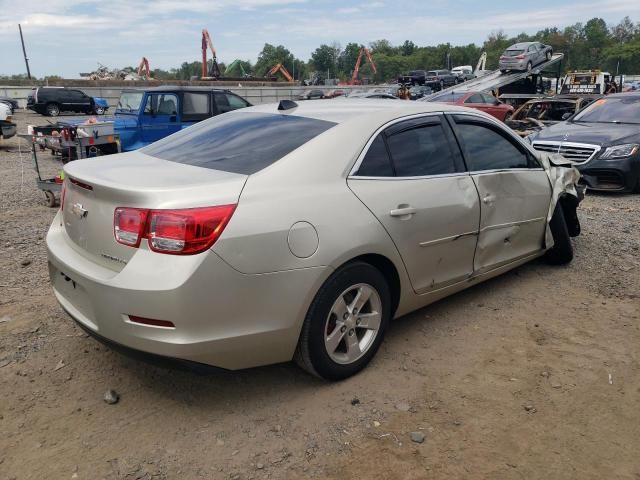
[{"xmin": 51, "ymin": 266, "xmax": 95, "ymax": 324}]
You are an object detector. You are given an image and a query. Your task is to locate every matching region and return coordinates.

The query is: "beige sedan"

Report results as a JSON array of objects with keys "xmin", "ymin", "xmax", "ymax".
[{"xmin": 47, "ymin": 100, "xmax": 582, "ymax": 380}]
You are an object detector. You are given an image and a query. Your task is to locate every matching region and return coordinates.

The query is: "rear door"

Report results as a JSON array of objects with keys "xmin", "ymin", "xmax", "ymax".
[
  {"xmin": 66, "ymin": 90, "xmax": 92, "ymax": 112},
  {"xmin": 140, "ymin": 93, "xmax": 181, "ymax": 144},
  {"xmin": 448, "ymin": 114, "xmax": 551, "ymax": 273},
  {"xmin": 347, "ymin": 114, "xmax": 480, "ymax": 294}
]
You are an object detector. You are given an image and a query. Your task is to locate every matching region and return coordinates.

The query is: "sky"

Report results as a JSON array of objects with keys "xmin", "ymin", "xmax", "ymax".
[{"xmin": 1, "ymin": 0, "xmax": 639, "ymax": 78}]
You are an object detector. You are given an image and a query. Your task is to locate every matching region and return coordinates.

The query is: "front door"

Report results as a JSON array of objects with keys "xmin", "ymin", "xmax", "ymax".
[
  {"xmin": 347, "ymin": 114, "xmax": 480, "ymax": 294},
  {"xmin": 448, "ymin": 114, "xmax": 552, "ymax": 273},
  {"xmin": 140, "ymin": 93, "xmax": 181, "ymax": 144}
]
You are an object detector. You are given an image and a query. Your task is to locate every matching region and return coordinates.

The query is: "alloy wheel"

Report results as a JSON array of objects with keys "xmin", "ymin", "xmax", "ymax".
[{"xmin": 324, "ymin": 283, "xmax": 382, "ymax": 365}]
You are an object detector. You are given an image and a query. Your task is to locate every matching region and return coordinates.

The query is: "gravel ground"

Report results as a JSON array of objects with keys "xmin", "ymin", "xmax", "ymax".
[{"xmin": 1, "ymin": 111, "xmax": 639, "ymax": 480}]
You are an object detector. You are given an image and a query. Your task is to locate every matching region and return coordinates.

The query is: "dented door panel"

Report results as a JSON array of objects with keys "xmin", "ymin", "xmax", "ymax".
[
  {"xmin": 472, "ymin": 170, "xmax": 551, "ymax": 272},
  {"xmin": 348, "ymin": 174, "xmax": 480, "ymax": 294}
]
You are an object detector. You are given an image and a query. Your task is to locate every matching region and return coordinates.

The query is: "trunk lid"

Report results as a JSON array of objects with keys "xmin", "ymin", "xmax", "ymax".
[{"xmin": 62, "ymin": 151, "xmax": 247, "ymax": 271}]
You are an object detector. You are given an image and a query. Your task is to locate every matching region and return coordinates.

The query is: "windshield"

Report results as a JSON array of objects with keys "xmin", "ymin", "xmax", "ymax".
[
  {"xmin": 572, "ymin": 97, "xmax": 640, "ymax": 124},
  {"xmin": 142, "ymin": 112, "xmax": 336, "ymax": 174},
  {"xmin": 504, "ymin": 49, "xmax": 525, "ymax": 57},
  {"xmin": 117, "ymin": 92, "xmax": 144, "ymax": 113},
  {"xmin": 428, "ymin": 92, "xmax": 466, "ymax": 102},
  {"xmin": 426, "ymin": 71, "xmax": 437, "ymax": 77}
]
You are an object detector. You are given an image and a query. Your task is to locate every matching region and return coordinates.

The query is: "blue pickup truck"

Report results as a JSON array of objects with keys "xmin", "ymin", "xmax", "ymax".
[{"xmin": 109, "ymin": 86, "xmax": 251, "ymax": 151}]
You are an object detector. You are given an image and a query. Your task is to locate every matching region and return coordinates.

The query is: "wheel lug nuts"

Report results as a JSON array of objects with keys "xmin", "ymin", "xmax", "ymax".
[
  {"xmin": 349, "ymin": 329, "xmax": 354, "ymax": 336},
  {"xmin": 356, "ymin": 319, "xmax": 361, "ymax": 325},
  {"xmin": 341, "ymin": 326, "xmax": 346, "ymax": 333},
  {"xmin": 343, "ymin": 313, "xmax": 349, "ymax": 320}
]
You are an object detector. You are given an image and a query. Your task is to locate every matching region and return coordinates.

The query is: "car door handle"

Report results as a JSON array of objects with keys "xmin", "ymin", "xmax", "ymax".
[
  {"xmin": 390, "ymin": 206, "xmax": 417, "ymax": 217},
  {"xmin": 482, "ymin": 194, "xmax": 495, "ymax": 205}
]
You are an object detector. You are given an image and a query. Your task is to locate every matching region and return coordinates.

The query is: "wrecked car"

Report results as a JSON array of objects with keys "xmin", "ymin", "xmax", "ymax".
[
  {"xmin": 48, "ymin": 100, "xmax": 582, "ymax": 380},
  {"xmin": 507, "ymin": 95, "xmax": 600, "ymax": 137},
  {"xmin": 531, "ymin": 92, "xmax": 640, "ymax": 192}
]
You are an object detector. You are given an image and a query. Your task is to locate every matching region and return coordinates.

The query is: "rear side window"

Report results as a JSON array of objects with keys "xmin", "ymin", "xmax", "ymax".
[
  {"xmin": 386, "ymin": 123, "xmax": 459, "ymax": 176},
  {"xmin": 465, "ymin": 94, "xmax": 484, "ymax": 104},
  {"xmin": 454, "ymin": 121, "xmax": 530, "ymax": 170},
  {"xmin": 182, "ymin": 92, "xmax": 210, "ymax": 121},
  {"xmin": 357, "ymin": 135, "xmax": 394, "ymax": 176},
  {"xmin": 142, "ymin": 112, "xmax": 335, "ymax": 174},
  {"xmin": 214, "ymin": 93, "xmax": 249, "ymax": 114}
]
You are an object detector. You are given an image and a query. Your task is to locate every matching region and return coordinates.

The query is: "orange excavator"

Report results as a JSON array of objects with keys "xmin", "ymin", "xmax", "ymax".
[
  {"xmin": 201, "ymin": 29, "xmax": 221, "ymax": 79},
  {"xmin": 268, "ymin": 63, "xmax": 294, "ymax": 82},
  {"xmin": 349, "ymin": 47, "xmax": 376, "ymax": 85},
  {"xmin": 137, "ymin": 57, "xmax": 150, "ymax": 80}
]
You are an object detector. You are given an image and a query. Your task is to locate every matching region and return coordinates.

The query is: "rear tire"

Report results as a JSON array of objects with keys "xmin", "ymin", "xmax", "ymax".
[
  {"xmin": 295, "ymin": 261, "xmax": 391, "ymax": 380},
  {"xmin": 527, "ymin": 61, "xmax": 533, "ymax": 72},
  {"xmin": 46, "ymin": 103, "xmax": 60, "ymax": 117},
  {"xmin": 544, "ymin": 203, "xmax": 574, "ymax": 265},
  {"xmin": 44, "ymin": 190, "xmax": 57, "ymax": 208}
]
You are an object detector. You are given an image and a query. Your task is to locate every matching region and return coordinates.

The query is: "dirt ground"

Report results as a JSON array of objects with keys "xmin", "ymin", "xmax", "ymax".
[{"xmin": 1, "ymin": 111, "xmax": 639, "ymax": 480}]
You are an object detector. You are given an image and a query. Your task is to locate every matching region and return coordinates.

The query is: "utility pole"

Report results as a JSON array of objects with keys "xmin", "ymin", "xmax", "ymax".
[{"xmin": 18, "ymin": 24, "xmax": 32, "ymax": 79}]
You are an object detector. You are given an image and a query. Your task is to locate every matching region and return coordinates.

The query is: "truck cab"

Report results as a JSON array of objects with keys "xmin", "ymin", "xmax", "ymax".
[
  {"xmin": 112, "ymin": 87, "xmax": 251, "ymax": 151},
  {"xmin": 559, "ymin": 71, "xmax": 613, "ymax": 95}
]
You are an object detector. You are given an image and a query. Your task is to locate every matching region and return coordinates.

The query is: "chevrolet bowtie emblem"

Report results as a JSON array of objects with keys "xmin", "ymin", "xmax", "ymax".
[{"xmin": 71, "ymin": 203, "xmax": 88, "ymax": 219}]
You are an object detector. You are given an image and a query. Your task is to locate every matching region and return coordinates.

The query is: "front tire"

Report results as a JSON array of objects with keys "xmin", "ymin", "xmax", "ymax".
[
  {"xmin": 527, "ymin": 61, "xmax": 533, "ymax": 72},
  {"xmin": 544, "ymin": 203, "xmax": 574, "ymax": 265},
  {"xmin": 295, "ymin": 261, "xmax": 391, "ymax": 380},
  {"xmin": 46, "ymin": 103, "xmax": 60, "ymax": 117},
  {"xmin": 94, "ymin": 106, "xmax": 105, "ymax": 115}
]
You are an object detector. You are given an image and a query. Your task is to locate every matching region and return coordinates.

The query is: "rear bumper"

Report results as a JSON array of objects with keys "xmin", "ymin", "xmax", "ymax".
[
  {"xmin": 578, "ymin": 154, "xmax": 640, "ymax": 192},
  {"xmin": 47, "ymin": 211, "xmax": 329, "ymax": 370},
  {"xmin": 499, "ymin": 60, "xmax": 527, "ymax": 71}
]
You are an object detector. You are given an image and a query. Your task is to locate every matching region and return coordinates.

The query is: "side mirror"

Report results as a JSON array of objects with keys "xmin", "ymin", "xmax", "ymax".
[{"xmin": 562, "ymin": 112, "xmax": 572, "ymax": 120}]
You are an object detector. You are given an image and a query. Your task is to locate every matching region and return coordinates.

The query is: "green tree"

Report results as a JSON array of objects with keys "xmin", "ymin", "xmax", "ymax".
[
  {"xmin": 338, "ymin": 43, "xmax": 363, "ymax": 78},
  {"xmin": 310, "ymin": 43, "xmax": 341, "ymax": 77},
  {"xmin": 254, "ymin": 43, "xmax": 296, "ymax": 77},
  {"xmin": 401, "ymin": 40, "xmax": 416, "ymax": 56}
]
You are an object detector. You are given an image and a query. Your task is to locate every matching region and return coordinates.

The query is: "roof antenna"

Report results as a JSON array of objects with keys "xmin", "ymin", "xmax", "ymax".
[{"xmin": 278, "ymin": 99, "xmax": 298, "ymax": 111}]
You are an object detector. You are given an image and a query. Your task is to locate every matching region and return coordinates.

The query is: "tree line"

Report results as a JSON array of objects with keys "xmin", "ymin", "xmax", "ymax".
[{"xmin": 2, "ymin": 16, "xmax": 639, "ymax": 82}]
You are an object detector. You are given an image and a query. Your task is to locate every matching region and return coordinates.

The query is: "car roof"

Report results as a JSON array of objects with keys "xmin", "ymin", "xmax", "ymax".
[
  {"xmin": 508, "ymin": 42, "xmax": 536, "ymax": 49},
  {"xmin": 242, "ymin": 99, "xmax": 476, "ymax": 123},
  {"xmin": 121, "ymin": 86, "xmax": 231, "ymax": 93}
]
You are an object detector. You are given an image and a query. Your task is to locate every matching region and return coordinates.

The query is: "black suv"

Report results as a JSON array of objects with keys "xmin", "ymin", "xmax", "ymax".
[
  {"xmin": 424, "ymin": 70, "xmax": 458, "ymax": 91},
  {"xmin": 27, "ymin": 87, "xmax": 109, "ymax": 117},
  {"xmin": 530, "ymin": 92, "xmax": 640, "ymax": 192}
]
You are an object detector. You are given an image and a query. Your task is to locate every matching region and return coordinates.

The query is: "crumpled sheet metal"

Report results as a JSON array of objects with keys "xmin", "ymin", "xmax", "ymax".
[{"xmin": 538, "ymin": 152, "xmax": 582, "ymax": 248}]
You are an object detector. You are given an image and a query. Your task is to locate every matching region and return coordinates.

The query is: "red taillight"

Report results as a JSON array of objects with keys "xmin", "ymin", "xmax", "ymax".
[
  {"xmin": 515, "ymin": 54, "xmax": 526, "ymax": 59},
  {"xmin": 60, "ymin": 183, "xmax": 67, "ymax": 211},
  {"xmin": 114, "ymin": 205, "xmax": 236, "ymax": 255},
  {"xmin": 114, "ymin": 207, "xmax": 148, "ymax": 248}
]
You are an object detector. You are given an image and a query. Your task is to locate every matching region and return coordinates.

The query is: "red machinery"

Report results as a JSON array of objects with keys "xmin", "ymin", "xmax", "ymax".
[
  {"xmin": 350, "ymin": 47, "xmax": 376, "ymax": 85},
  {"xmin": 201, "ymin": 29, "xmax": 221, "ymax": 79},
  {"xmin": 137, "ymin": 57, "xmax": 150, "ymax": 79}
]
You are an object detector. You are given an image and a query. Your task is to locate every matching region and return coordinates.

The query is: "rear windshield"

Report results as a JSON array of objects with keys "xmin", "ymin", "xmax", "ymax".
[
  {"xmin": 504, "ymin": 49, "xmax": 525, "ymax": 57},
  {"xmin": 142, "ymin": 112, "xmax": 336, "ymax": 174},
  {"xmin": 428, "ymin": 92, "xmax": 466, "ymax": 102},
  {"xmin": 426, "ymin": 71, "xmax": 437, "ymax": 76}
]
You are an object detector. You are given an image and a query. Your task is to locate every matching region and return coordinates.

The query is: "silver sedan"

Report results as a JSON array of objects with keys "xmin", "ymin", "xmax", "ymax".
[
  {"xmin": 47, "ymin": 99, "xmax": 581, "ymax": 380},
  {"xmin": 499, "ymin": 41, "xmax": 553, "ymax": 73}
]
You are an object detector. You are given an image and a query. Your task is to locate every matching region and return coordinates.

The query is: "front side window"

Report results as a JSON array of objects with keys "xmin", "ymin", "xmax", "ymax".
[
  {"xmin": 144, "ymin": 94, "xmax": 178, "ymax": 116},
  {"xmin": 142, "ymin": 112, "xmax": 336, "ymax": 174},
  {"xmin": 454, "ymin": 121, "xmax": 530, "ymax": 170}
]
